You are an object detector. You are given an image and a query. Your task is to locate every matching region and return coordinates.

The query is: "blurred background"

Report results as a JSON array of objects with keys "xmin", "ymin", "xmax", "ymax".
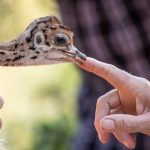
[
  {"xmin": 0, "ymin": 0, "xmax": 150, "ymax": 150},
  {"xmin": 0, "ymin": 0, "xmax": 80, "ymax": 150}
]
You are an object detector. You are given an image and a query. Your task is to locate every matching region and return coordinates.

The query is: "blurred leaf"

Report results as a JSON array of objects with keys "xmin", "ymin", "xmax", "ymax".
[{"xmin": 32, "ymin": 118, "xmax": 73, "ymax": 150}]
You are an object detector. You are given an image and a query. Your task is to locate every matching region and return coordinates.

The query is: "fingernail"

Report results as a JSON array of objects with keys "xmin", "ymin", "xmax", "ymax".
[{"xmin": 101, "ymin": 119, "xmax": 115, "ymax": 131}]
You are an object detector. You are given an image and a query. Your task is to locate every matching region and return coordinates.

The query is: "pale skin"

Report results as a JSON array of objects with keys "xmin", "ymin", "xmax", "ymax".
[{"xmin": 76, "ymin": 57, "xmax": 150, "ymax": 149}]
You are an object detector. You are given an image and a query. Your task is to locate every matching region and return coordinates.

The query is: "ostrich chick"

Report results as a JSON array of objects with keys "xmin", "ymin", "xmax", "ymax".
[{"xmin": 0, "ymin": 16, "xmax": 86, "ymax": 66}]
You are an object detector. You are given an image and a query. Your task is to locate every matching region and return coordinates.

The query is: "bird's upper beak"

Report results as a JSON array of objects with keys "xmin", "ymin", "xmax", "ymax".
[
  {"xmin": 61, "ymin": 46, "xmax": 86, "ymax": 63},
  {"xmin": 68, "ymin": 46, "xmax": 86, "ymax": 60}
]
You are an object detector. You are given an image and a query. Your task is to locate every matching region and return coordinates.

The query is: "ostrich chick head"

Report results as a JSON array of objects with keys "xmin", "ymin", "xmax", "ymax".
[{"xmin": 0, "ymin": 16, "xmax": 86, "ymax": 66}]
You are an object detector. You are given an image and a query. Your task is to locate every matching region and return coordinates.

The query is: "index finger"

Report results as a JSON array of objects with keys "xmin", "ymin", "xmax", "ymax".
[{"xmin": 77, "ymin": 57, "xmax": 134, "ymax": 90}]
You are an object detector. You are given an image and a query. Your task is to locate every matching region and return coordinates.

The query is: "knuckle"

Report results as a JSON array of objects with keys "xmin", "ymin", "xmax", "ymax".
[
  {"xmin": 96, "ymin": 97, "xmax": 107, "ymax": 110},
  {"xmin": 123, "ymin": 118, "xmax": 131, "ymax": 131},
  {"xmin": 119, "ymin": 117, "xmax": 133, "ymax": 132},
  {"xmin": 140, "ymin": 78, "xmax": 150, "ymax": 88},
  {"xmin": 97, "ymin": 97, "xmax": 104, "ymax": 106},
  {"xmin": 115, "ymin": 118, "xmax": 127, "ymax": 130},
  {"xmin": 96, "ymin": 90, "xmax": 115, "ymax": 107},
  {"xmin": 96, "ymin": 92, "xmax": 112, "ymax": 111},
  {"xmin": 97, "ymin": 93, "xmax": 109, "ymax": 104},
  {"xmin": 135, "ymin": 77, "xmax": 150, "ymax": 98},
  {"xmin": 97, "ymin": 97, "xmax": 102, "ymax": 104},
  {"xmin": 136, "ymin": 77, "xmax": 149, "ymax": 86}
]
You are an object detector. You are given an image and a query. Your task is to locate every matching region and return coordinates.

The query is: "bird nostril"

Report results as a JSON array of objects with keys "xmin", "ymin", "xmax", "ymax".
[{"xmin": 75, "ymin": 49, "xmax": 80, "ymax": 54}]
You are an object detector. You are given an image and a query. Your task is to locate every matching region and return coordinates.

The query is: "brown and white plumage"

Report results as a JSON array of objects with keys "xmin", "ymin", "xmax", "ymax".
[{"xmin": 0, "ymin": 16, "xmax": 86, "ymax": 66}]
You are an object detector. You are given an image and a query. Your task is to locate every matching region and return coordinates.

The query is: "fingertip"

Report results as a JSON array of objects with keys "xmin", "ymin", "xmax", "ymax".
[
  {"xmin": 98, "ymin": 132, "xmax": 110, "ymax": 144},
  {"xmin": 95, "ymin": 120, "xmax": 110, "ymax": 144},
  {"xmin": 97, "ymin": 123, "xmax": 111, "ymax": 144}
]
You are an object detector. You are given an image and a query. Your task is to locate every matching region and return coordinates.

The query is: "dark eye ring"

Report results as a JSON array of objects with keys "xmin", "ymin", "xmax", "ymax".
[{"xmin": 54, "ymin": 34, "xmax": 69, "ymax": 45}]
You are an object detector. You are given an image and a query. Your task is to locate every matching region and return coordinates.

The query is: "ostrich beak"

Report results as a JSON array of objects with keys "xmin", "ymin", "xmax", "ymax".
[
  {"xmin": 44, "ymin": 45, "xmax": 86, "ymax": 64},
  {"xmin": 61, "ymin": 46, "xmax": 86, "ymax": 62},
  {"xmin": 69, "ymin": 46, "xmax": 86, "ymax": 60}
]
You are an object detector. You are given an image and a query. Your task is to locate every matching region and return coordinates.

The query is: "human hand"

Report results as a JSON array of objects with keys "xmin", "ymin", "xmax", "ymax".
[{"xmin": 77, "ymin": 57, "xmax": 150, "ymax": 149}]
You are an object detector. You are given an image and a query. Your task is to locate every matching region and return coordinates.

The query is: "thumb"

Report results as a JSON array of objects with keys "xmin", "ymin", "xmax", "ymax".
[{"xmin": 100, "ymin": 113, "xmax": 150, "ymax": 135}]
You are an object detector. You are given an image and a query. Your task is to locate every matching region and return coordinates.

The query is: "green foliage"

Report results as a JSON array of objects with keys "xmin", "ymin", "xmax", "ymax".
[
  {"xmin": 32, "ymin": 118, "xmax": 73, "ymax": 150},
  {"xmin": 0, "ymin": 65, "xmax": 80, "ymax": 150}
]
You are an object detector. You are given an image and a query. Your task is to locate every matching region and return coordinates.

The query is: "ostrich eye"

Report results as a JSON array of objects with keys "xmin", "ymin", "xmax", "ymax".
[{"xmin": 54, "ymin": 34, "xmax": 69, "ymax": 46}]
